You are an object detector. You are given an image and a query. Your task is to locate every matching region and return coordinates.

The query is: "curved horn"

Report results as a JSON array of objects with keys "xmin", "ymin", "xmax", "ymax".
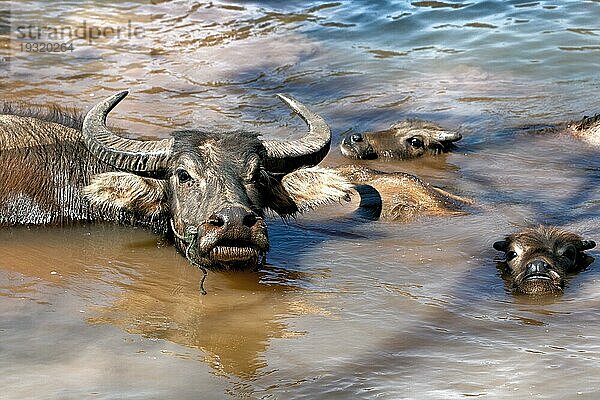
[
  {"xmin": 578, "ymin": 240, "xmax": 597, "ymax": 251},
  {"xmin": 83, "ymin": 91, "xmax": 174, "ymax": 173},
  {"xmin": 262, "ymin": 94, "xmax": 331, "ymax": 173},
  {"xmin": 434, "ymin": 130, "xmax": 462, "ymax": 143}
]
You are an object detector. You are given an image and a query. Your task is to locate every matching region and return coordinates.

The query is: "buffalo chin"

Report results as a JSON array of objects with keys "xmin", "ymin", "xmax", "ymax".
[
  {"xmin": 209, "ymin": 246, "xmax": 261, "ymax": 270},
  {"xmin": 198, "ymin": 239, "xmax": 266, "ymax": 271},
  {"xmin": 516, "ymin": 276, "xmax": 564, "ymax": 296}
]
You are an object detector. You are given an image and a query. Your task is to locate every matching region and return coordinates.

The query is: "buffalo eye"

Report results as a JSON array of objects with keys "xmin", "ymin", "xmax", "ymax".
[
  {"xmin": 561, "ymin": 246, "xmax": 577, "ymax": 262},
  {"xmin": 408, "ymin": 137, "xmax": 424, "ymax": 148},
  {"xmin": 176, "ymin": 168, "xmax": 192, "ymax": 184},
  {"xmin": 248, "ymin": 168, "xmax": 264, "ymax": 184},
  {"xmin": 506, "ymin": 251, "xmax": 518, "ymax": 261},
  {"xmin": 350, "ymin": 134, "xmax": 363, "ymax": 143}
]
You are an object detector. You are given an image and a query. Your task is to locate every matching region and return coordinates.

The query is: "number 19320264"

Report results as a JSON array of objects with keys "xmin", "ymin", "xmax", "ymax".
[{"xmin": 20, "ymin": 42, "xmax": 74, "ymax": 52}]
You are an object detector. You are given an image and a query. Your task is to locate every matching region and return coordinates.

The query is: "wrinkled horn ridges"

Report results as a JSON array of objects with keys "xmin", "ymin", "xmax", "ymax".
[
  {"xmin": 262, "ymin": 94, "xmax": 331, "ymax": 173},
  {"xmin": 83, "ymin": 90, "xmax": 174, "ymax": 173}
]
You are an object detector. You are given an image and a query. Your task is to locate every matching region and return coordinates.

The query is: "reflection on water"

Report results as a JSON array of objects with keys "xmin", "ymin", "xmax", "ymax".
[
  {"xmin": 0, "ymin": 225, "xmax": 331, "ymax": 380},
  {"xmin": 1, "ymin": 0, "xmax": 600, "ymax": 399},
  {"xmin": 88, "ymin": 264, "xmax": 322, "ymax": 378}
]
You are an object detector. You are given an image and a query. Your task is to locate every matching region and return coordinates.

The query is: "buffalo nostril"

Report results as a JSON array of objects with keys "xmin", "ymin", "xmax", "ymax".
[
  {"xmin": 526, "ymin": 260, "xmax": 548, "ymax": 275},
  {"xmin": 208, "ymin": 214, "xmax": 225, "ymax": 227},
  {"xmin": 212, "ymin": 207, "xmax": 259, "ymax": 228},
  {"xmin": 243, "ymin": 213, "xmax": 258, "ymax": 227}
]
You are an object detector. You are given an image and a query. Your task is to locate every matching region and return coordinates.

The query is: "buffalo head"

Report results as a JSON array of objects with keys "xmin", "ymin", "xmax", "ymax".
[
  {"xmin": 340, "ymin": 119, "xmax": 462, "ymax": 160},
  {"xmin": 82, "ymin": 91, "xmax": 351, "ymax": 271},
  {"xmin": 493, "ymin": 226, "xmax": 596, "ymax": 295}
]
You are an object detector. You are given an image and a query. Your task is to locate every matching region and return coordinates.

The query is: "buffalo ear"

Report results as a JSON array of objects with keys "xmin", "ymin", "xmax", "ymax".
[
  {"xmin": 270, "ymin": 166, "xmax": 353, "ymax": 216},
  {"xmin": 493, "ymin": 240, "xmax": 509, "ymax": 252},
  {"xmin": 83, "ymin": 172, "xmax": 168, "ymax": 219},
  {"xmin": 579, "ymin": 240, "xmax": 597, "ymax": 251}
]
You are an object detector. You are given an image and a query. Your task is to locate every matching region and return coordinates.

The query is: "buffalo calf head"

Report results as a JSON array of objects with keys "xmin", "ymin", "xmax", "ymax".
[
  {"xmin": 340, "ymin": 119, "xmax": 462, "ymax": 160},
  {"xmin": 493, "ymin": 226, "xmax": 596, "ymax": 295}
]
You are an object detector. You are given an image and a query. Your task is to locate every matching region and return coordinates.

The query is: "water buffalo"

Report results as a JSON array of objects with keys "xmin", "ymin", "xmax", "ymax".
[
  {"xmin": 0, "ymin": 91, "xmax": 352, "ymax": 276},
  {"xmin": 519, "ymin": 113, "xmax": 600, "ymax": 146},
  {"xmin": 493, "ymin": 226, "xmax": 596, "ymax": 295},
  {"xmin": 567, "ymin": 113, "xmax": 600, "ymax": 145},
  {"xmin": 340, "ymin": 119, "xmax": 462, "ymax": 160},
  {"xmin": 335, "ymin": 165, "xmax": 472, "ymax": 222}
]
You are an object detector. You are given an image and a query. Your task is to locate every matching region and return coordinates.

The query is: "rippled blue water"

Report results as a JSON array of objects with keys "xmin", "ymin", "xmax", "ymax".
[{"xmin": 253, "ymin": 0, "xmax": 599, "ymax": 76}]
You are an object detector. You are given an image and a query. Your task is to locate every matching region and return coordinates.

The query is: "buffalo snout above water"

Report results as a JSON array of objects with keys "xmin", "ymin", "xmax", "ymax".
[
  {"xmin": 493, "ymin": 226, "xmax": 596, "ymax": 296},
  {"xmin": 340, "ymin": 119, "xmax": 462, "ymax": 160}
]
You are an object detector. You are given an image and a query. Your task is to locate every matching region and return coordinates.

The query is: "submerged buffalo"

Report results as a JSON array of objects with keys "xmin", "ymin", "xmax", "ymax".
[
  {"xmin": 0, "ymin": 91, "xmax": 352, "ymax": 278},
  {"xmin": 493, "ymin": 226, "xmax": 596, "ymax": 295},
  {"xmin": 521, "ymin": 113, "xmax": 600, "ymax": 146},
  {"xmin": 340, "ymin": 119, "xmax": 462, "ymax": 160},
  {"xmin": 335, "ymin": 165, "xmax": 472, "ymax": 222},
  {"xmin": 566, "ymin": 114, "xmax": 600, "ymax": 145}
]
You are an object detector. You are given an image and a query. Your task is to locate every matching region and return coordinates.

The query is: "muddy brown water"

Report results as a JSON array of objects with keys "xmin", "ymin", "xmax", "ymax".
[{"xmin": 1, "ymin": 1, "xmax": 600, "ymax": 399}]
